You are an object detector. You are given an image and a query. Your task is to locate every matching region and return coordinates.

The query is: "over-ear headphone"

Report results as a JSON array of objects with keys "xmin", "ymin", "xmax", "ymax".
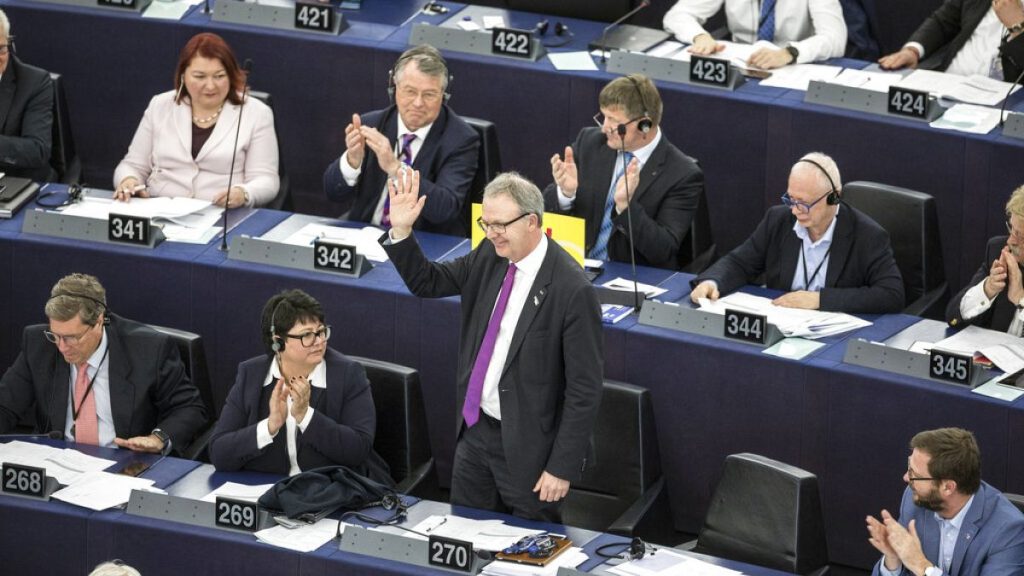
[
  {"xmin": 387, "ymin": 45, "xmax": 452, "ymax": 103},
  {"xmin": 37, "ymin": 183, "xmax": 84, "ymax": 209},
  {"xmin": 626, "ymin": 75, "xmax": 653, "ymax": 134},
  {"xmin": 797, "ymin": 157, "xmax": 840, "ymax": 205},
  {"xmin": 596, "ymin": 537, "xmax": 656, "ymax": 561},
  {"xmin": 534, "ymin": 20, "xmax": 573, "ymax": 48},
  {"xmin": 269, "ymin": 297, "xmax": 286, "ymax": 353},
  {"xmin": 48, "ymin": 289, "xmax": 110, "ymax": 326}
]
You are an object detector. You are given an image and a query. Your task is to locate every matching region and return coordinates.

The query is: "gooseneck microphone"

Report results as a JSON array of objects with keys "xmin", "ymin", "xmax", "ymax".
[
  {"xmin": 220, "ymin": 58, "xmax": 253, "ymax": 252},
  {"xmin": 599, "ymin": 0, "xmax": 651, "ymax": 64},
  {"xmin": 615, "ymin": 125, "xmax": 643, "ymax": 312},
  {"xmin": 998, "ymin": 49, "xmax": 1024, "ymax": 128}
]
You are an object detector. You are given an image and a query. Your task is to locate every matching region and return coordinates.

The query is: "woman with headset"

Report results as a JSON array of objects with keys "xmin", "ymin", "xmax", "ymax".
[
  {"xmin": 209, "ymin": 289, "xmax": 391, "ymax": 481},
  {"xmin": 112, "ymin": 32, "xmax": 278, "ymax": 208}
]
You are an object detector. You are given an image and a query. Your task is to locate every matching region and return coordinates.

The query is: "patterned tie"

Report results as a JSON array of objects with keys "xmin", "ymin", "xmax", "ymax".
[
  {"xmin": 462, "ymin": 262, "xmax": 517, "ymax": 427},
  {"xmin": 382, "ymin": 133, "xmax": 417, "ymax": 227},
  {"xmin": 757, "ymin": 0, "xmax": 776, "ymax": 42},
  {"xmin": 73, "ymin": 362, "xmax": 99, "ymax": 445},
  {"xmin": 589, "ymin": 151, "xmax": 634, "ymax": 261}
]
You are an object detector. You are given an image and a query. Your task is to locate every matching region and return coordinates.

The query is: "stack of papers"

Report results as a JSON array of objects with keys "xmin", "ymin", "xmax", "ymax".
[
  {"xmin": 607, "ymin": 548, "xmax": 744, "ymax": 576},
  {"xmin": 897, "ymin": 70, "xmax": 1020, "ymax": 106},
  {"xmin": 698, "ymin": 292, "xmax": 871, "ymax": 339},
  {"xmin": 0, "ymin": 440, "xmax": 115, "ymax": 484},
  {"xmin": 602, "ymin": 277, "xmax": 668, "ymax": 299},
  {"xmin": 201, "ymin": 482, "xmax": 274, "ymax": 503},
  {"xmin": 281, "ymin": 222, "xmax": 389, "ymax": 262},
  {"xmin": 932, "ymin": 325, "xmax": 1024, "ymax": 374},
  {"xmin": 255, "ymin": 518, "xmax": 339, "ymax": 552},
  {"xmin": 668, "ymin": 40, "xmax": 780, "ymax": 71},
  {"xmin": 759, "ymin": 64, "xmax": 842, "ymax": 91},
  {"xmin": 51, "ymin": 471, "xmax": 156, "ymax": 510},
  {"xmin": 60, "ymin": 196, "xmax": 224, "ymax": 244},
  {"xmin": 408, "ymin": 515, "xmax": 544, "ymax": 551},
  {"xmin": 481, "ymin": 547, "xmax": 587, "ymax": 576}
]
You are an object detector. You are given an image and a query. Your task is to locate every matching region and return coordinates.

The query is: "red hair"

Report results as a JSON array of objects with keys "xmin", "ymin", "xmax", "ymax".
[{"xmin": 173, "ymin": 33, "xmax": 244, "ymax": 105}]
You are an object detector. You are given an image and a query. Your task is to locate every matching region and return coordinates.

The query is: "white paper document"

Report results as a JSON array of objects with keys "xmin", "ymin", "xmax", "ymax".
[
  {"xmin": 671, "ymin": 40, "xmax": 779, "ymax": 71},
  {"xmin": 897, "ymin": 70, "xmax": 1020, "ymax": 106},
  {"xmin": 759, "ymin": 64, "xmax": 842, "ymax": 91},
  {"xmin": 408, "ymin": 515, "xmax": 544, "ymax": 552},
  {"xmin": 58, "ymin": 196, "xmax": 224, "ymax": 243},
  {"xmin": 602, "ymin": 277, "xmax": 668, "ymax": 299},
  {"xmin": 481, "ymin": 547, "xmax": 587, "ymax": 576},
  {"xmin": 51, "ymin": 471, "xmax": 155, "ymax": 510},
  {"xmin": 933, "ymin": 325, "xmax": 1024, "ymax": 374},
  {"xmin": 255, "ymin": 518, "xmax": 339, "ymax": 552},
  {"xmin": 607, "ymin": 547, "xmax": 743, "ymax": 576},
  {"xmin": 645, "ymin": 40, "xmax": 685, "ymax": 59},
  {"xmin": 699, "ymin": 292, "xmax": 871, "ymax": 339},
  {"xmin": 828, "ymin": 68, "xmax": 904, "ymax": 93},
  {"xmin": 201, "ymin": 482, "xmax": 274, "ymax": 503},
  {"xmin": 0, "ymin": 441, "xmax": 116, "ymax": 485},
  {"xmin": 547, "ymin": 51, "xmax": 599, "ymax": 71},
  {"xmin": 281, "ymin": 223, "xmax": 389, "ymax": 262},
  {"xmin": 930, "ymin": 103, "xmax": 1002, "ymax": 134}
]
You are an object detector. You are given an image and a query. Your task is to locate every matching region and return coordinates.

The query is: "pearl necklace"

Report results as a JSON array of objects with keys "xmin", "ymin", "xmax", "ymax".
[{"xmin": 192, "ymin": 105, "xmax": 223, "ymax": 124}]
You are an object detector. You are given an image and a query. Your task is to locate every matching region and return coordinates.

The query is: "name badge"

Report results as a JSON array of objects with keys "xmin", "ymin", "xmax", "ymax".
[
  {"xmin": 428, "ymin": 535, "xmax": 474, "ymax": 572},
  {"xmin": 888, "ymin": 86, "xmax": 929, "ymax": 119},
  {"xmin": 690, "ymin": 55, "xmax": 729, "ymax": 87},
  {"xmin": 313, "ymin": 239, "xmax": 358, "ymax": 274},
  {"xmin": 295, "ymin": 2, "xmax": 334, "ymax": 32},
  {"xmin": 723, "ymin": 309, "xmax": 767, "ymax": 344},
  {"xmin": 214, "ymin": 497, "xmax": 260, "ymax": 532},
  {"xmin": 491, "ymin": 27, "xmax": 533, "ymax": 59},
  {"xmin": 929, "ymin": 350, "xmax": 972, "ymax": 385},
  {"xmin": 2, "ymin": 463, "xmax": 47, "ymax": 498},
  {"xmin": 108, "ymin": 214, "xmax": 152, "ymax": 246}
]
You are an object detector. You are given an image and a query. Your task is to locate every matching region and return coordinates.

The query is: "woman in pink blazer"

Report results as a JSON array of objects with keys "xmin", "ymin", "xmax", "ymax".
[{"xmin": 113, "ymin": 33, "xmax": 278, "ymax": 208}]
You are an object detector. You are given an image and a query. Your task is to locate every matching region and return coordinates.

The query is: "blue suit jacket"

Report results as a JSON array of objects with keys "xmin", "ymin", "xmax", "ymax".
[
  {"xmin": 323, "ymin": 104, "xmax": 479, "ymax": 237},
  {"xmin": 873, "ymin": 482, "xmax": 1024, "ymax": 576}
]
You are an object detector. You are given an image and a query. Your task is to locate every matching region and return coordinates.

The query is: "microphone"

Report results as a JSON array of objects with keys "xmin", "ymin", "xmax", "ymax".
[
  {"xmin": 0, "ymin": 430, "xmax": 65, "ymax": 441},
  {"xmin": 220, "ymin": 58, "xmax": 253, "ymax": 252},
  {"xmin": 599, "ymin": 0, "xmax": 651, "ymax": 63},
  {"xmin": 998, "ymin": 49, "xmax": 1024, "ymax": 128},
  {"xmin": 615, "ymin": 127, "xmax": 644, "ymax": 312}
]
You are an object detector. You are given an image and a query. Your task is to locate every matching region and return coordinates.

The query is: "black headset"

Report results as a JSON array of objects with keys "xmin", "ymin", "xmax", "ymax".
[
  {"xmin": 387, "ymin": 45, "xmax": 452, "ymax": 103},
  {"xmin": 596, "ymin": 537, "xmax": 655, "ymax": 561},
  {"xmin": 48, "ymin": 289, "xmax": 111, "ymax": 326},
  {"xmin": 623, "ymin": 75, "xmax": 654, "ymax": 135},
  {"xmin": 797, "ymin": 157, "xmax": 840, "ymax": 205},
  {"xmin": 535, "ymin": 19, "xmax": 573, "ymax": 48},
  {"xmin": 269, "ymin": 297, "xmax": 286, "ymax": 353},
  {"xmin": 36, "ymin": 183, "xmax": 84, "ymax": 209}
]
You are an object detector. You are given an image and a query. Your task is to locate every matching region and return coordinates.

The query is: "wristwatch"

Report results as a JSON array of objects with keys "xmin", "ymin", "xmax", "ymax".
[
  {"xmin": 241, "ymin": 188, "xmax": 251, "ymax": 206},
  {"xmin": 785, "ymin": 45, "xmax": 800, "ymax": 63},
  {"xmin": 1009, "ymin": 20, "xmax": 1024, "ymax": 35},
  {"xmin": 151, "ymin": 428, "xmax": 171, "ymax": 455}
]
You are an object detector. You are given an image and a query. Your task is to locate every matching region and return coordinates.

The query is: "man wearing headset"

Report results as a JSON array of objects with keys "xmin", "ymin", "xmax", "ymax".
[
  {"xmin": 0, "ymin": 8, "xmax": 55, "ymax": 181},
  {"xmin": 0, "ymin": 273, "xmax": 206, "ymax": 454},
  {"xmin": 689, "ymin": 152, "xmax": 904, "ymax": 313},
  {"xmin": 323, "ymin": 44, "xmax": 480, "ymax": 237},
  {"xmin": 545, "ymin": 74, "xmax": 704, "ymax": 270}
]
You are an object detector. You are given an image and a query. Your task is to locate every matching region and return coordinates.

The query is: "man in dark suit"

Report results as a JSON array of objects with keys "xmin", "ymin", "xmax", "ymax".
[
  {"xmin": 323, "ymin": 44, "xmax": 480, "ymax": 237},
  {"xmin": 545, "ymin": 74, "xmax": 703, "ymax": 270},
  {"xmin": 0, "ymin": 273, "xmax": 206, "ymax": 454},
  {"xmin": 0, "ymin": 9, "xmax": 54, "ymax": 182},
  {"xmin": 946, "ymin": 185, "xmax": 1024, "ymax": 332},
  {"xmin": 691, "ymin": 152, "xmax": 904, "ymax": 313},
  {"xmin": 381, "ymin": 170, "xmax": 603, "ymax": 521},
  {"xmin": 878, "ymin": 0, "xmax": 1024, "ymax": 82},
  {"xmin": 866, "ymin": 428, "xmax": 1024, "ymax": 576}
]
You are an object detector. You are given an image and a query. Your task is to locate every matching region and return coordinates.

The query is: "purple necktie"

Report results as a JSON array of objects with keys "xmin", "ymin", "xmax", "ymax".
[
  {"xmin": 382, "ymin": 133, "xmax": 417, "ymax": 227},
  {"xmin": 463, "ymin": 262, "xmax": 517, "ymax": 427}
]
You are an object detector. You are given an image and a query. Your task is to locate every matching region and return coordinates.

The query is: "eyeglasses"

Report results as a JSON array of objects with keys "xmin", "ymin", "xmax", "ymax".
[
  {"xmin": 0, "ymin": 38, "xmax": 16, "ymax": 56},
  {"xmin": 781, "ymin": 191, "xmax": 831, "ymax": 214},
  {"xmin": 906, "ymin": 466, "xmax": 936, "ymax": 483},
  {"xmin": 593, "ymin": 112, "xmax": 636, "ymax": 134},
  {"xmin": 396, "ymin": 85, "xmax": 442, "ymax": 105},
  {"xmin": 477, "ymin": 213, "xmax": 529, "ymax": 234},
  {"xmin": 285, "ymin": 326, "xmax": 331, "ymax": 348},
  {"xmin": 1006, "ymin": 220, "xmax": 1024, "ymax": 241},
  {"xmin": 43, "ymin": 324, "xmax": 93, "ymax": 346}
]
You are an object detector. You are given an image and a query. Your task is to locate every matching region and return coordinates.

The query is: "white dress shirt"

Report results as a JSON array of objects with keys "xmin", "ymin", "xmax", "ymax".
[
  {"xmin": 479, "ymin": 235, "xmax": 548, "ymax": 421},
  {"xmin": 790, "ymin": 205, "xmax": 839, "ymax": 292},
  {"xmin": 959, "ymin": 279, "xmax": 1024, "ymax": 335},
  {"xmin": 65, "ymin": 330, "xmax": 116, "ymax": 447},
  {"xmin": 557, "ymin": 128, "xmax": 663, "ymax": 210},
  {"xmin": 909, "ymin": 7, "xmax": 1006, "ymax": 78},
  {"xmin": 878, "ymin": 495, "xmax": 975, "ymax": 576},
  {"xmin": 256, "ymin": 360, "xmax": 327, "ymax": 477},
  {"xmin": 663, "ymin": 0, "xmax": 847, "ymax": 63},
  {"xmin": 339, "ymin": 115, "xmax": 434, "ymax": 225}
]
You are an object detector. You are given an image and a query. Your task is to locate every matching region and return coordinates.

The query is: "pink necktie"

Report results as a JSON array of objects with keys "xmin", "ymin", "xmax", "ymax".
[
  {"xmin": 73, "ymin": 363, "xmax": 99, "ymax": 445},
  {"xmin": 463, "ymin": 263, "xmax": 517, "ymax": 427}
]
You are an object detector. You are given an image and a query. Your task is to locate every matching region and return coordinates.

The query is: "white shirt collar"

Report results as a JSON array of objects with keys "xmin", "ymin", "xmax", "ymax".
[
  {"xmin": 510, "ymin": 233, "xmax": 548, "ymax": 275},
  {"xmin": 262, "ymin": 357, "xmax": 327, "ymax": 389},
  {"xmin": 626, "ymin": 127, "xmax": 662, "ymax": 166},
  {"xmin": 397, "ymin": 115, "xmax": 433, "ymax": 144},
  {"xmin": 792, "ymin": 204, "xmax": 841, "ymax": 247},
  {"xmin": 935, "ymin": 493, "xmax": 975, "ymax": 529},
  {"xmin": 84, "ymin": 328, "xmax": 109, "ymax": 370}
]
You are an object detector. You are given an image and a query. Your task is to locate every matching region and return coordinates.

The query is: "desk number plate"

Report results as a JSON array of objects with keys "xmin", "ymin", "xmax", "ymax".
[
  {"xmin": 313, "ymin": 239, "xmax": 358, "ymax": 274},
  {"xmin": 97, "ymin": 0, "xmax": 136, "ymax": 8},
  {"xmin": 108, "ymin": 214, "xmax": 152, "ymax": 246},
  {"xmin": 690, "ymin": 55, "xmax": 729, "ymax": 87},
  {"xmin": 295, "ymin": 2, "xmax": 334, "ymax": 32},
  {"xmin": 888, "ymin": 86, "xmax": 929, "ymax": 119},
  {"xmin": 723, "ymin": 309, "xmax": 767, "ymax": 344},
  {"xmin": 215, "ymin": 497, "xmax": 259, "ymax": 532},
  {"xmin": 929, "ymin": 350, "xmax": 972, "ymax": 385},
  {"xmin": 492, "ymin": 27, "xmax": 532, "ymax": 59},
  {"xmin": 428, "ymin": 535, "xmax": 474, "ymax": 572},
  {"xmin": 2, "ymin": 463, "xmax": 47, "ymax": 498}
]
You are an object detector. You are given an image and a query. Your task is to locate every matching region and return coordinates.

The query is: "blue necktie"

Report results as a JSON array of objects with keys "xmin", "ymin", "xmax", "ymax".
[
  {"xmin": 757, "ymin": 0, "xmax": 776, "ymax": 42},
  {"xmin": 589, "ymin": 151, "xmax": 634, "ymax": 261}
]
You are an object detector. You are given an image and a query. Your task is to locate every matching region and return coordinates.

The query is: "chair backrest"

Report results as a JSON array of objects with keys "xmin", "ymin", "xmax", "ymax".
[
  {"xmin": 49, "ymin": 72, "xmax": 80, "ymax": 184},
  {"xmin": 349, "ymin": 356, "xmax": 433, "ymax": 489},
  {"xmin": 1005, "ymin": 492, "xmax": 1024, "ymax": 516},
  {"xmin": 147, "ymin": 324, "xmax": 215, "ymax": 420},
  {"xmin": 679, "ymin": 183, "xmax": 716, "ymax": 273},
  {"xmin": 696, "ymin": 453, "xmax": 829, "ymax": 575},
  {"xmin": 841, "ymin": 181, "xmax": 946, "ymax": 311},
  {"xmin": 461, "ymin": 116, "xmax": 502, "ymax": 237},
  {"xmin": 562, "ymin": 380, "xmax": 662, "ymax": 531},
  {"xmin": 249, "ymin": 90, "xmax": 290, "ymax": 210}
]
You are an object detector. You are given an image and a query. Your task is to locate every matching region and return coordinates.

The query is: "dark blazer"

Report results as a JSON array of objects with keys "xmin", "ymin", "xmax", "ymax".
[
  {"xmin": 871, "ymin": 482, "xmax": 1024, "ymax": 576},
  {"xmin": 208, "ymin": 349, "xmax": 387, "ymax": 478},
  {"xmin": 383, "ymin": 233, "xmax": 603, "ymax": 491},
  {"xmin": 0, "ymin": 315, "xmax": 206, "ymax": 451},
  {"xmin": 909, "ymin": 0, "xmax": 1024, "ymax": 81},
  {"xmin": 694, "ymin": 204, "xmax": 905, "ymax": 313},
  {"xmin": 323, "ymin": 104, "xmax": 480, "ymax": 236},
  {"xmin": 947, "ymin": 236, "xmax": 1016, "ymax": 331},
  {"xmin": 543, "ymin": 127, "xmax": 703, "ymax": 270},
  {"xmin": 0, "ymin": 56, "xmax": 54, "ymax": 181}
]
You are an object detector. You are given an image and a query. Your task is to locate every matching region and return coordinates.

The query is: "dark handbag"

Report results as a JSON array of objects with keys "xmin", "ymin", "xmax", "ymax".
[{"xmin": 258, "ymin": 465, "xmax": 395, "ymax": 519}]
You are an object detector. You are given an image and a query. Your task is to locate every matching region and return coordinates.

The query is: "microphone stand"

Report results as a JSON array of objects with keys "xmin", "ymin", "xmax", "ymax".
[
  {"xmin": 998, "ymin": 53, "xmax": 1024, "ymax": 128},
  {"xmin": 599, "ymin": 0, "xmax": 651, "ymax": 64},
  {"xmin": 220, "ymin": 59, "xmax": 253, "ymax": 252},
  {"xmin": 616, "ymin": 126, "xmax": 643, "ymax": 312}
]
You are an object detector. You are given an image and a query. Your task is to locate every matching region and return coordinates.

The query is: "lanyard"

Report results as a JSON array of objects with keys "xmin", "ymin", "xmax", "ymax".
[
  {"xmin": 801, "ymin": 243, "xmax": 833, "ymax": 290},
  {"xmin": 71, "ymin": 348, "xmax": 109, "ymax": 424}
]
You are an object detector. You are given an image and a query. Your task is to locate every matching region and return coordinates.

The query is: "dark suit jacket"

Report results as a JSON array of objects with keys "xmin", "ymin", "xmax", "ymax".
[
  {"xmin": 695, "ymin": 204, "xmax": 905, "ymax": 313},
  {"xmin": 909, "ymin": 0, "xmax": 1024, "ymax": 81},
  {"xmin": 0, "ymin": 315, "xmax": 206, "ymax": 451},
  {"xmin": 208, "ymin": 349, "xmax": 388, "ymax": 479},
  {"xmin": 946, "ymin": 236, "xmax": 1017, "ymax": 331},
  {"xmin": 323, "ymin": 104, "xmax": 480, "ymax": 236},
  {"xmin": 383, "ymin": 233, "xmax": 603, "ymax": 491},
  {"xmin": 871, "ymin": 482, "xmax": 1024, "ymax": 576},
  {"xmin": 0, "ymin": 56, "xmax": 54, "ymax": 181},
  {"xmin": 543, "ymin": 127, "xmax": 703, "ymax": 270}
]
